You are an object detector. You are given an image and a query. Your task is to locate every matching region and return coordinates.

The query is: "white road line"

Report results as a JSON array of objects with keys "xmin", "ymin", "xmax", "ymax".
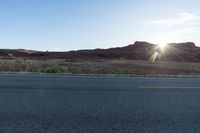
[{"xmin": 138, "ymin": 86, "xmax": 200, "ymax": 89}]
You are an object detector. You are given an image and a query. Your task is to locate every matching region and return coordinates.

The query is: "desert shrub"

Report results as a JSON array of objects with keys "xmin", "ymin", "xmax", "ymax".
[{"xmin": 40, "ymin": 66, "xmax": 65, "ymax": 73}]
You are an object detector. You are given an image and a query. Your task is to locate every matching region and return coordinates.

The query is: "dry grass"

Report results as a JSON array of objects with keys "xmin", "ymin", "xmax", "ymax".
[{"xmin": 1, "ymin": 58, "xmax": 200, "ymax": 76}]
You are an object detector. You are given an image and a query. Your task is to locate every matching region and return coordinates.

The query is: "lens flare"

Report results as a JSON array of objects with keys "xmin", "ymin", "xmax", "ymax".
[
  {"xmin": 159, "ymin": 43, "xmax": 167, "ymax": 49},
  {"xmin": 152, "ymin": 51, "xmax": 160, "ymax": 62}
]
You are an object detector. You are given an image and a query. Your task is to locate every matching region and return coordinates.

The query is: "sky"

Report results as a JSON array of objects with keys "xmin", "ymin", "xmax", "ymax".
[{"xmin": 1, "ymin": 0, "xmax": 200, "ymax": 51}]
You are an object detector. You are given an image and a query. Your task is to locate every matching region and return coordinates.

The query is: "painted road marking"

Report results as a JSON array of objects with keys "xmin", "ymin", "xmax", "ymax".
[{"xmin": 138, "ymin": 86, "xmax": 200, "ymax": 89}]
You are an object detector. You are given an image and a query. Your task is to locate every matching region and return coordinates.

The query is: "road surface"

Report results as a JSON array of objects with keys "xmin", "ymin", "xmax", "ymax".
[{"xmin": 0, "ymin": 74, "xmax": 200, "ymax": 133}]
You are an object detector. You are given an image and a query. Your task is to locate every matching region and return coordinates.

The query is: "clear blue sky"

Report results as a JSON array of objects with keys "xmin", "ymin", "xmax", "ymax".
[{"xmin": 1, "ymin": 0, "xmax": 200, "ymax": 51}]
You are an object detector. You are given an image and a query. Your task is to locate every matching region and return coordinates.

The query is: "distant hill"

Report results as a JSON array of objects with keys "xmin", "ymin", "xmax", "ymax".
[{"xmin": 1, "ymin": 41, "xmax": 200, "ymax": 62}]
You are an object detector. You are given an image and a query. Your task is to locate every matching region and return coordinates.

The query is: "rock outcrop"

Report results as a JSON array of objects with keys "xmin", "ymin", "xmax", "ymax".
[{"xmin": 0, "ymin": 41, "xmax": 200, "ymax": 62}]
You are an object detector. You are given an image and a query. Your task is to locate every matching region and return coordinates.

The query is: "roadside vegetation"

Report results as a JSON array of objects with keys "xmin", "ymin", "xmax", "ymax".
[{"xmin": 0, "ymin": 57, "xmax": 200, "ymax": 76}]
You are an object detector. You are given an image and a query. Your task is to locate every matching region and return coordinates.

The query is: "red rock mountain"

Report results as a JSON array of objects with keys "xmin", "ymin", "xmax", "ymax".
[{"xmin": 0, "ymin": 41, "xmax": 200, "ymax": 62}]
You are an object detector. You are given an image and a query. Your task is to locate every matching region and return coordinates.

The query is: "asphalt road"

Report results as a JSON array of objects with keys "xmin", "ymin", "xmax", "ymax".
[{"xmin": 0, "ymin": 74, "xmax": 200, "ymax": 133}]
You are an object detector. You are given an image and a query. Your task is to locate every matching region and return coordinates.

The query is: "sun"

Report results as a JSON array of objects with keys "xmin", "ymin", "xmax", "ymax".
[
  {"xmin": 158, "ymin": 43, "xmax": 167, "ymax": 49},
  {"xmin": 148, "ymin": 33, "xmax": 173, "ymax": 49}
]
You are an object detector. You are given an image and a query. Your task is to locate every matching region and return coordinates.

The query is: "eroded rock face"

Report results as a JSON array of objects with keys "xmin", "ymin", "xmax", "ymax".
[
  {"xmin": 168, "ymin": 42, "xmax": 196, "ymax": 47},
  {"xmin": 0, "ymin": 41, "xmax": 200, "ymax": 62},
  {"xmin": 159, "ymin": 42, "xmax": 200, "ymax": 62}
]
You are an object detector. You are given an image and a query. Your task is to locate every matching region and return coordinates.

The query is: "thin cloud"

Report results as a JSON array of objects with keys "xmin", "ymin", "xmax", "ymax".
[
  {"xmin": 152, "ymin": 13, "xmax": 200, "ymax": 26},
  {"xmin": 174, "ymin": 27, "xmax": 199, "ymax": 34}
]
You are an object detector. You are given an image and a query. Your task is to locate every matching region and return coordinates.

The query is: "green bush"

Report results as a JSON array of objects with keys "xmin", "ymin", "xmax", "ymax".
[{"xmin": 40, "ymin": 66, "xmax": 65, "ymax": 73}]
